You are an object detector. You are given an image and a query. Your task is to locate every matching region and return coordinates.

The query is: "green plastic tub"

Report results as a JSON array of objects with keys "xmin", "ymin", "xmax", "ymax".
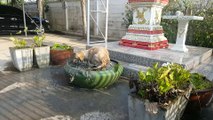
[{"xmin": 64, "ymin": 60, "xmax": 123, "ymax": 89}]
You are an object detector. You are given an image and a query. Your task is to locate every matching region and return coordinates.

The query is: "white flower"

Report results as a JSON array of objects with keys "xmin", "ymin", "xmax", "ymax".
[{"xmin": 161, "ymin": 62, "xmax": 173, "ymax": 67}]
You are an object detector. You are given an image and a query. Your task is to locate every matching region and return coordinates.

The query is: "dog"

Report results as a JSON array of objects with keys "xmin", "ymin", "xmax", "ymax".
[{"xmin": 74, "ymin": 47, "xmax": 110, "ymax": 70}]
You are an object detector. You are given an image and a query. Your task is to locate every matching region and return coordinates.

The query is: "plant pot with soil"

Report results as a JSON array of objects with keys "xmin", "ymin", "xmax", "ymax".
[
  {"xmin": 128, "ymin": 63, "xmax": 192, "ymax": 120},
  {"xmin": 33, "ymin": 35, "xmax": 50, "ymax": 68},
  {"xmin": 50, "ymin": 43, "xmax": 73, "ymax": 65},
  {"xmin": 9, "ymin": 37, "xmax": 33, "ymax": 71},
  {"xmin": 185, "ymin": 73, "xmax": 213, "ymax": 112}
]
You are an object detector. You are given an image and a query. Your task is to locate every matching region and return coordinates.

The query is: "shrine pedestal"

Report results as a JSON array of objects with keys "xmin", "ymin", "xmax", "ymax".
[
  {"xmin": 119, "ymin": 0, "xmax": 169, "ymax": 50},
  {"xmin": 163, "ymin": 13, "xmax": 204, "ymax": 52}
]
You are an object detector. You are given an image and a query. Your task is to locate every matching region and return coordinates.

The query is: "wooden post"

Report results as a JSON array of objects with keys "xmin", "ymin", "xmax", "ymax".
[
  {"xmin": 81, "ymin": 0, "xmax": 87, "ymax": 38},
  {"xmin": 38, "ymin": 0, "xmax": 44, "ymax": 33}
]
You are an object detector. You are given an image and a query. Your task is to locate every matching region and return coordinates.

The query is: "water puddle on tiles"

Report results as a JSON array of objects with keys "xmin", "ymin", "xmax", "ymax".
[{"xmin": 0, "ymin": 82, "xmax": 32, "ymax": 94}]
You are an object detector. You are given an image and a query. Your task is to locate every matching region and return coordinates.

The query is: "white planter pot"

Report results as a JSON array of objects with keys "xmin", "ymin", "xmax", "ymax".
[
  {"xmin": 34, "ymin": 46, "xmax": 50, "ymax": 68},
  {"xmin": 128, "ymin": 87, "xmax": 192, "ymax": 120},
  {"xmin": 9, "ymin": 47, "xmax": 33, "ymax": 71}
]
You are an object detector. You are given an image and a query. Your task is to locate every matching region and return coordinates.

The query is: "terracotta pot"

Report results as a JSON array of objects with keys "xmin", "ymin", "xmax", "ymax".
[
  {"xmin": 185, "ymin": 88, "xmax": 213, "ymax": 112},
  {"xmin": 50, "ymin": 49, "xmax": 73, "ymax": 65}
]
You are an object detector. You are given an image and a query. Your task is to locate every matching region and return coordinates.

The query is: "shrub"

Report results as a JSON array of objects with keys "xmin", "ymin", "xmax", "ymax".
[
  {"xmin": 51, "ymin": 43, "xmax": 72, "ymax": 50},
  {"xmin": 135, "ymin": 63, "xmax": 191, "ymax": 105},
  {"xmin": 33, "ymin": 35, "xmax": 45, "ymax": 47},
  {"xmin": 10, "ymin": 37, "xmax": 27, "ymax": 49},
  {"xmin": 123, "ymin": 3, "xmax": 133, "ymax": 28},
  {"xmin": 190, "ymin": 73, "xmax": 213, "ymax": 90}
]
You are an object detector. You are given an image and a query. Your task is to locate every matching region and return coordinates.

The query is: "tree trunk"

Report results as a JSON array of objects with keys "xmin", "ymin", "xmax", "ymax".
[
  {"xmin": 11, "ymin": 0, "xmax": 18, "ymax": 6},
  {"xmin": 80, "ymin": 0, "xmax": 87, "ymax": 38},
  {"xmin": 37, "ymin": 0, "xmax": 44, "ymax": 31},
  {"xmin": 38, "ymin": 0, "xmax": 43, "ymax": 18}
]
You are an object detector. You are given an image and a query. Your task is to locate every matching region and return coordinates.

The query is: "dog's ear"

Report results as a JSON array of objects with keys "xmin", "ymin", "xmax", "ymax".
[
  {"xmin": 74, "ymin": 51, "xmax": 84, "ymax": 61},
  {"xmin": 79, "ymin": 54, "xmax": 84, "ymax": 61}
]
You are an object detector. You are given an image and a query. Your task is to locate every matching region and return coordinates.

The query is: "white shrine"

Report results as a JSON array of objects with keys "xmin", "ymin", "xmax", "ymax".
[{"xmin": 119, "ymin": 0, "xmax": 169, "ymax": 50}]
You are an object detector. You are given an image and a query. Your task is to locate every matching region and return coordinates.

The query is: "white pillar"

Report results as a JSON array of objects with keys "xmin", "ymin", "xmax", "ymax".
[
  {"xmin": 22, "ymin": 1, "xmax": 27, "ymax": 37},
  {"xmin": 171, "ymin": 20, "xmax": 189, "ymax": 52},
  {"xmin": 64, "ymin": 1, "xmax": 69, "ymax": 31},
  {"xmin": 94, "ymin": 0, "xmax": 99, "ymax": 36},
  {"xmin": 38, "ymin": 0, "xmax": 43, "ymax": 32},
  {"xmin": 105, "ymin": 0, "xmax": 109, "ymax": 48},
  {"xmin": 87, "ymin": 0, "xmax": 90, "ymax": 46}
]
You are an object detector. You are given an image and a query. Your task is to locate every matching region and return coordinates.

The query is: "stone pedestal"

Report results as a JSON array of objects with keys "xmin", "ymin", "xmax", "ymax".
[
  {"xmin": 163, "ymin": 14, "xmax": 204, "ymax": 52},
  {"xmin": 119, "ymin": 0, "xmax": 169, "ymax": 50}
]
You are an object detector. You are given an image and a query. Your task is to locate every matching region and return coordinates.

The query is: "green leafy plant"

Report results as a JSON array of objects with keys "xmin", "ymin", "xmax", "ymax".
[
  {"xmin": 190, "ymin": 73, "xmax": 213, "ymax": 90},
  {"xmin": 51, "ymin": 43, "xmax": 72, "ymax": 50},
  {"xmin": 10, "ymin": 37, "xmax": 27, "ymax": 49},
  {"xmin": 136, "ymin": 63, "xmax": 191, "ymax": 104},
  {"xmin": 33, "ymin": 35, "xmax": 45, "ymax": 47},
  {"xmin": 123, "ymin": 4, "xmax": 133, "ymax": 28}
]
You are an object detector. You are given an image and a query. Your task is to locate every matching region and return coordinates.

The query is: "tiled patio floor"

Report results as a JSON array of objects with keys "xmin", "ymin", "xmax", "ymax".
[
  {"xmin": 0, "ymin": 66, "xmax": 213, "ymax": 120},
  {"xmin": 0, "ymin": 66, "xmax": 129, "ymax": 120}
]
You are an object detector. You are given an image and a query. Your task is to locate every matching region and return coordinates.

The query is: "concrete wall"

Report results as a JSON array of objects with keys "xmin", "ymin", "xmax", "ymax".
[
  {"xmin": 109, "ymin": 0, "xmax": 128, "ymax": 38},
  {"xmin": 45, "ymin": 0, "xmax": 128, "ymax": 39},
  {"xmin": 25, "ymin": 3, "xmax": 38, "ymax": 17}
]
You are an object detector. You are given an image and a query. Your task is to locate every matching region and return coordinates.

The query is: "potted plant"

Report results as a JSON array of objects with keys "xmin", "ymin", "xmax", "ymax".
[
  {"xmin": 32, "ymin": 35, "xmax": 50, "ymax": 68},
  {"xmin": 50, "ymin": 43, "xmax": 73, "ymax": 65},
  {"xmin": 128, "ymin": 63, "xmax": 192, "ymax": 120},
  {"xmin": 9, "ymin": 37, "xmax": 33, "ymax": 71},
  {"xmin": 185, "ymin": 73, "xmax": 213, "ymax": 112}
]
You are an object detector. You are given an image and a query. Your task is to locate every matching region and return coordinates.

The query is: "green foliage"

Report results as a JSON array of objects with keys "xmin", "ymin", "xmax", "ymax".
[
  {"xmin": 188, "ymin": 8, "xmax": 213, "ymax": 48},
  {"xmin": 139, "ymin": 63, "xmax": 190, "ymax": 95},
  {"xmin": 161, "ymin": 20, "xmax": 178, "ymax": 43},
  {"xmin": 33, "ymin": 35, "xmax": 45, "ymax": 47},
  {"xmin": 122, "ymin": 4, "xmax": 133, "ymax": 28},
  {"xmin": 51, "ymin": 43, "xmax": 72, "ymax": 50},
  {"xmin": 137, "ymin": 63, "xmax": 191, "ymax": 104},
  {"xmin": 7, "ymin": 0, "xmax": 22, "ymax": 6},
  {"xmin": 190, "ymin": 73, "xmax": 213, "ymax": 90},
  {"xmin": 10, "ymin": 37, "xmax": 27, "ymax": 49},
  {"xmin": 0, "ymin": 1, "xmax": 7, "ymax": 5}
]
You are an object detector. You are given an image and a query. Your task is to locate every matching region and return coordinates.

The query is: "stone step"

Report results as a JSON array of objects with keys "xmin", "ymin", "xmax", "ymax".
[
  {"xmin": 119, "ymin": 61, "xmax": 148, "ymax": 79},
  {"xmin": 121, "ymin": 55, "xmax": 213, "ymax": 81},
  {"xmin": 191, "ymin": 56, "xmax": 213, "ymax": 81},
  {"xmin": 87, "ymin": 42, "xmax": 212, "ymax": 70}
]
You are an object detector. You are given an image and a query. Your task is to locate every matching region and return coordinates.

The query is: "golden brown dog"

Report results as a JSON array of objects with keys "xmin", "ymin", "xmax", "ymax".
[{"xmin": 74, "ymin": 47, "xmax": 110, "ymax": 70}]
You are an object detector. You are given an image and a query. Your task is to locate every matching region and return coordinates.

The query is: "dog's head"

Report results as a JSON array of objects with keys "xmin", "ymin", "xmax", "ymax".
[{"xmin": 74, "ymin": 51, "xmax": 85, "ymax": 62}]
